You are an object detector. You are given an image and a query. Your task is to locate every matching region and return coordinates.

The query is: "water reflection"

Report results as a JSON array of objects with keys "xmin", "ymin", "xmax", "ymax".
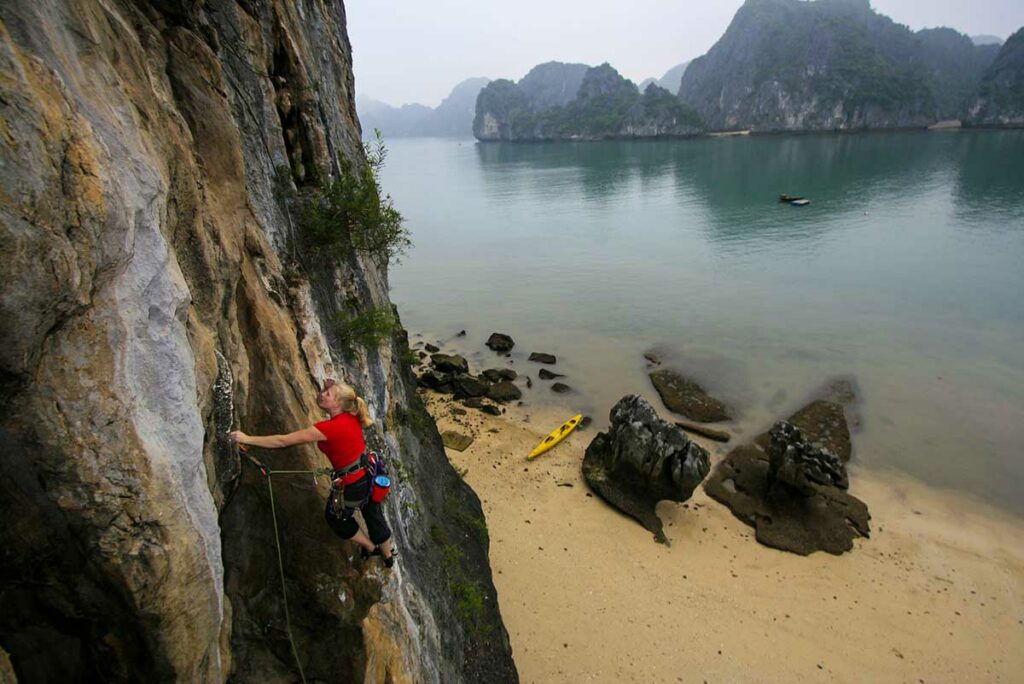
[{"xmin": 473, "ymin": 131, "xmax": 1024, "ymax": 249}]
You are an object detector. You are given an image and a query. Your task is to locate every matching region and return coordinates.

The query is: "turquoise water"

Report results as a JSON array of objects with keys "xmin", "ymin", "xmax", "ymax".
[{"xmin": 382, "ymin": 131, "xmax": 1024, "ymax": 512}]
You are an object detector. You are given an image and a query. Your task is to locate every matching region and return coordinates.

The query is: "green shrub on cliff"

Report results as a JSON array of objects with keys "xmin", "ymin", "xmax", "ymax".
[
  {"xmin": 301, "ymin": 130, "xmax": 411, "ymax": 264},
  {"xmin": 335, "ymin": 305, "xmax": 399, "ymax": 351}
]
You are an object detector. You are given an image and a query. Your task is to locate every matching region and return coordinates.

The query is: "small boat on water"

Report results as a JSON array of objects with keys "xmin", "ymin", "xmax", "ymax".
[{"xmin": 779, "ymin": 194, "xmax": 811, "ymax": 206}]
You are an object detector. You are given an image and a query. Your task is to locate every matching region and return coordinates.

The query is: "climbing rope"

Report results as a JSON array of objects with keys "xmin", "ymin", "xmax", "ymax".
[{"xmin": 239, "ymin": 446, "xmax": 333, "ymax": 684}]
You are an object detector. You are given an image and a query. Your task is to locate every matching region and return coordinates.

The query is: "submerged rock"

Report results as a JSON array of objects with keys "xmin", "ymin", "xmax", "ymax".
[
  {"xmin": 486, "ymin": 332, "xmax": 515, "ymax": 352},
  {"xmin": 704, "ymin": 398, "xmax": 869, "ymax": 556},
  {"xmin": 649, "ymin": 369, "xmax": 731, "ymax": 423},
  {"xmin": 675, "ymin": 420, "xmax": 731, "ymax": 443},
  {"xmin": 551, "ymin": 382, "xmax": 572, "ymax": 393},
  {"xmin": 582, "ymin": 395, "xmax": 710, "ymax": 543},
  {"xmin": 538, "ymin": 368, "xmax": 563, "ymax": 380},
  {"xmin": 424, "ymin": 343, "xmax": 440, "ymax": 353},
  {"xmin": 528, "ymin": 352, "xmax": 557, "ymax": 364}
]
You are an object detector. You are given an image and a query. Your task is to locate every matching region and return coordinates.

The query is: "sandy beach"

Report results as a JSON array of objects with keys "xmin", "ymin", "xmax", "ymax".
[{"xmin": 422, "ymin": 391, "xmax": 1024, "ymax": 683}]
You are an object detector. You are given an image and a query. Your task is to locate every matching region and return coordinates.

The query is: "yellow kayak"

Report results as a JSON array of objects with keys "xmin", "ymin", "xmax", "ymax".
[{"xmin": 528, "ymin": 414, "xmax": 583, "ymax": 460}]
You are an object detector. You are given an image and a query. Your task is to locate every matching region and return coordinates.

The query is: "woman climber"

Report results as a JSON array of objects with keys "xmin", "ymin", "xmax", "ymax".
[{"xmin": 228, "ymin": 379, "xmax": 396, "ymax": 567}]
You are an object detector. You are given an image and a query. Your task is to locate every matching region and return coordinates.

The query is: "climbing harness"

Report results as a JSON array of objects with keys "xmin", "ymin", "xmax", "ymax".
[{"xmin": 238, "ymin": 445, "xmax": 333, "ymax": 684}]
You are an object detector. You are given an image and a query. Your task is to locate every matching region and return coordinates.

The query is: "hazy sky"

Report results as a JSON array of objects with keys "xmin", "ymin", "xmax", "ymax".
[{"xmin": 347, "ymin": 0, "xmax": 1024, "ymax": 107}]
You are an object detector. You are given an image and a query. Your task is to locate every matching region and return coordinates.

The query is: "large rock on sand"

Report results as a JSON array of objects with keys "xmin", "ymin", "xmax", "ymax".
[
  {"xmin": 704, "ymin": 398, "xmax": 869, "ymax": 556},
  {"xmin": 649, "ymin": 369, "xmax": 731, "ymax": 422},
  {"xmin": 583, "ymin": 395, "xmax": 710, "ymax": 543},
  {"xmin": 431, "ymin": 353, "xmax": 469, "ymax": 375}
]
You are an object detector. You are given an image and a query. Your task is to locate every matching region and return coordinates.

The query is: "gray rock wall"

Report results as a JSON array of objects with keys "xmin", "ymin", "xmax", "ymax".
[{"xmin": 0, "ymin": 1, "xmax": 515, "ymax": 681}]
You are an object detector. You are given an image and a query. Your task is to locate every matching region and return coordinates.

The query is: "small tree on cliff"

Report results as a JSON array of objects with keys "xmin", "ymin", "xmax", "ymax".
[{"xmin": 300, "ymin": 129, "xmax": 411, "ymax": 265}]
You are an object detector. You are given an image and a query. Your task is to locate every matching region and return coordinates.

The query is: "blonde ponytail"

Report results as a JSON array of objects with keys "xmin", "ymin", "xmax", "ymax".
[{"xmin": 353, "ymin": 396, "xmax": 374, "ymax": 428}]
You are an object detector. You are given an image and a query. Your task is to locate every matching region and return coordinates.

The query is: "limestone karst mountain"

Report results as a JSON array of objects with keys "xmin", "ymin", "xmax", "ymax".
[
  {"xmin": 967, "ymin": 27, "xmax": 1024, "ymax": 126},
  {"xmin": 678, "ymin": 0, "xmax": 1003, "ymax": 131},
  {"xmin": 474, "ymin": 62, "xmax": 703, "ymax": 141},
  {"xmin": 358, "ymin": 77, "xmax": 491, "ymax": 138}
]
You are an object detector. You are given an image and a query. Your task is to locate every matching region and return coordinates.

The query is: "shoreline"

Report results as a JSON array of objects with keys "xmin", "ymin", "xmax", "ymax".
[
  {"xmin": 470, "ymin": 122, "xmax": 1024, "ymax": 144},
  {"xmin": 420, "ymin": 391, "xmax": 1024, "ymax": 682}
]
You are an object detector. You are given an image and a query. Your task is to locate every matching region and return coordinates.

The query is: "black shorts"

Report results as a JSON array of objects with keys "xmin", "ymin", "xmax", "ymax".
[{"xmin": 324, "ymin": 473, "xmax": 392, "ymax": 544}]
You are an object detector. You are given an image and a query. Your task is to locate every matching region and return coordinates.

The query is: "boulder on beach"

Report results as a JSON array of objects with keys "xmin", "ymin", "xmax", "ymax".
[
  {"xmin": 481, "ymin": 404, "xmax": 502, "ymax": 416},
  {"xmin": 431, "ymin": 353, "xmax": 469, "ymax": 375},
  {"xmin": 538, "ymin": 368, "xmax": 564, "ymax": 380},
  {"xmin": 704, "ymin": 397, "xmax": 869, "ymax": 556},
  {"xmin": 486, "ymin": 332, "xmax": 515, "ymax": 352},
  {"xmin": 424, "ymin": 343, "xmax": 440, "ymax": 353},
  {"xmin": 442, "ymin": 430, "xmax": 474, "ymax": 451},
  {"xmin": 649, "ymin": 369, "xmax": 731, "ymax": 423},
  {"xmin": 767, "ymin": 421, "xmax": 849, "ymax": 493},
  {"xmin": 417, "ymin": 369, "xmax": 449, "ymax": 390},
  {"xmin": 582, "ymin": 395, "xmax": 711, "ymax": 544},
  {"xmin": 462, "ymin": 397, "xmax": 484, "ymax": 409},
  {"xmin": 451, "ymin": 374, "xmax": 487, "ymax": 399},
  {"xmin": 753, "ymin": 398, "xmax": 852, "ymax": 462},
  {"xmin": 487, "ymin": 381, "xmax": 522, "ymax": 403},
  {"xmin": 528, "ymin": 352, "xmax": 557, "ymax": 364},
  {"xmin": 482, "ymin": 368, "xmax": 517, "ymax": 383}
]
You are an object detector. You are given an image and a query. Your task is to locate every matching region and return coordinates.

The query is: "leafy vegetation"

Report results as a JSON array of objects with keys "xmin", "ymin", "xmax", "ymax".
[
  {"xmin": 335, "ymin": 305, "xmax": 399, "ymax": 351},
  {"xmin": 299, "ymin": 129, "xmax": 411, "ymax": 265},
  {"xmin": 430, "ymin": 524, "xmax": 491, "ymax": 630}
]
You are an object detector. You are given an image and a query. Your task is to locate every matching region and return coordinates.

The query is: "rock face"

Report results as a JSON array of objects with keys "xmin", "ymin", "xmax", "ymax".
[
  {"xmin": 0, "ymin": 1, "xmax": 515, "ymax": 682},
  {"xmin": 767, "ymin": 422, "xmax": 849, "ymax": 493},
  {"xmin": 474, "ymin": 62, "xmax": 704, "ymax": 141},
  {"xmin": 582, "ymin": 395, "xmax": 710, "ymax": 543},
  {"xmin": 704, "ymin": 397, "xmax": 869, "ymax": 555},
  {"xmin": 649, "ymin": 369, "xmax": 731, "ymax": 423},
  {"xmin": 679, "ymin": 0, "xmax": 1000, "ymax": 131},
  {"xmin": 967, "ymin": 27, "xmax": 1024, "ymax": 126}
]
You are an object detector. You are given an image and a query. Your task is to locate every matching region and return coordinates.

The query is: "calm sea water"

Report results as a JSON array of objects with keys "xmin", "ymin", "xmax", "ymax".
[{"xmin": 381, "ymin": 131, "xmax": 1024, "ymax": 513}]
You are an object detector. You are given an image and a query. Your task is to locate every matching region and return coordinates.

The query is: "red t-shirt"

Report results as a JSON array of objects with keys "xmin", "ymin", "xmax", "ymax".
[{"xmin": 314, "ymin": 412, "xmax": 367, "ymax": 483}]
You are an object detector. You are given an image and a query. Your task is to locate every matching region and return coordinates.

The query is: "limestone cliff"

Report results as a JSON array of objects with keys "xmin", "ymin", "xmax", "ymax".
[
  {"xmin": 474, "ymin": 62, "xmax": 704, "ymax": 141},
  {"xmin": 0, "ymin": 1, "xmax": 516, "ymax": 682},
  {"xmin": 967, "ymin": 27, "xmax": 1024, "ymax": 127},
  {"xmin": 678, "ymin": 0, "xmax": 999, "ymax": 131}
]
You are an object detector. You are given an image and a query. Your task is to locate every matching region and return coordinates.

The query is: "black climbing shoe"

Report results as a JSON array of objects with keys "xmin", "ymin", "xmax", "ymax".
[{"xmin": 360, "ymin": 546, "xmax": 374, "ymax": 560}]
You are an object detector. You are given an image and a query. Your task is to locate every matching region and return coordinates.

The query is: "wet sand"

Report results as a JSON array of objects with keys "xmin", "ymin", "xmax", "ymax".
[{"xmin": 423, "ymin": 392, "xmax": 1024, "ymax": 683}]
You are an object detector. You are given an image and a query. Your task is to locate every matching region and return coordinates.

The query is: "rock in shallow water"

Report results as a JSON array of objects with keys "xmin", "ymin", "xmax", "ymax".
[
  {"xmin": 649, "ymin": 369, "xmax": 731, "ymax": 422},
  {"xmin": 768, "ymin": 421, "xmax": 848, "ymax": 493},
  {"xmin": 582, "ymin": 395, "xmax": 710, "ymax": 543},
  {"xmin": 528, "ymin": 352, "xmax": 557, "ymax": 364},
  {"xmin": 487, "ymin": 381, "xmax": 522, "ymax": 403},
  {"xmin": 486, "ymin": 332, "xmax": 515, "ymax": 351},
  {"xmin": 704, "ymin": 398, "xmax": 869, "ymax": 556}
]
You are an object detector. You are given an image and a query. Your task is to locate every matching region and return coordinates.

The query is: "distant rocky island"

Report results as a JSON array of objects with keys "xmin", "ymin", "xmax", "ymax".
[
  {"xmin": 473, "ymin": 0, "xmax": 1023, "ymax": 142},
  {"xmin": 473, "ymin": 62, "xmax": 703, "ymax": 141},
  {"xmin": 967, "ymin": 27, "xmax": 1024, "ymax": 127},
  {"xmin": 359, "ymin": 76, "xmax": 490, "ymax": 138},
  {"xmin": 679, "ymin": 0, "xmax": 1004, "ymax": 132}
]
